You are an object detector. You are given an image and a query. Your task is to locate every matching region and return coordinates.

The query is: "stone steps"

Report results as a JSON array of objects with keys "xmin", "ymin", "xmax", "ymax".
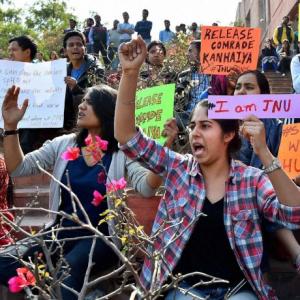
[{"xmin": 264, "ymin": 71, "xmax": 294, "ymax": 94}]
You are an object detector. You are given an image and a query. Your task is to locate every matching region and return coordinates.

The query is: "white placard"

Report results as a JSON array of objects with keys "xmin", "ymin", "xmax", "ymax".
[{"xmin": 0, "ymin": 59, "xmax": 67, "ymax": 128}]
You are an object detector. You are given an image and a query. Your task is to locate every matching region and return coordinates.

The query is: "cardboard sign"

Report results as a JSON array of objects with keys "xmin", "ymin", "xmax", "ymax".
[
  {"xmin": 135, "ymin": 84, "xmax": 175, "ymax": 145},
  {"xmin": 208, "ymin": 94, "xmax": 300, "ymax": 119},
  {"xmin": 200, "ymin": 26, "xmax": 261, "ymax": 75},
  {"xmin": 278, "ymin": 123, "xmax": 300, "ymax": 179},
  {"xmin": 0, "ymin": 59, "xmax": 66, "ymax": 128}
]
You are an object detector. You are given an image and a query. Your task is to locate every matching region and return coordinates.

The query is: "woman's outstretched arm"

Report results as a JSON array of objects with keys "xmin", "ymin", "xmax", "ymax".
[{"xmin": 2, "ymin": 86, "xmax": 28, "ymax": 173}]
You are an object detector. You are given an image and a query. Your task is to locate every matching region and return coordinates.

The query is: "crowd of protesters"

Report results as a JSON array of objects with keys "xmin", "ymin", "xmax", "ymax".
[{"xmin": 0, "ymin": 8, "xmax": 300, "ymax": 300}]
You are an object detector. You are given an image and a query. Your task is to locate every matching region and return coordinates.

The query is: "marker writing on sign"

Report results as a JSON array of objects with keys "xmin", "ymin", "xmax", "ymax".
[{"xmin": 213, "ymin": 99, "xmax": 292, "ymax": 114}]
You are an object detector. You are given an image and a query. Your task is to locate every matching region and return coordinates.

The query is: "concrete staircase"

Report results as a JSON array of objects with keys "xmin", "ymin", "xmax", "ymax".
[
  {"xmin": 12, "ymin": 173, "xmax": 52, "ymax": 235},
  {"xmin": 264, "ymin": 71, "xmax": 294, "ymax": 94}
]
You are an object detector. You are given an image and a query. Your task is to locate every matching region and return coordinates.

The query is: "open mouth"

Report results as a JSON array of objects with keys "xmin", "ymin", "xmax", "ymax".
[{"xmin": 192, "ymin": 143, "xmax": 205, "ymax": 155}]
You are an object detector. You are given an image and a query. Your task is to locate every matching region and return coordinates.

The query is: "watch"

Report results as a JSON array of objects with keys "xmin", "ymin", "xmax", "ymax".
[
  {"xmin": 0, "ymin": 129, "xmax": 19, "ymax": 137},
  {"xmin": 263, "ymin": 158, "xmax": 281, "ymax": 174}
]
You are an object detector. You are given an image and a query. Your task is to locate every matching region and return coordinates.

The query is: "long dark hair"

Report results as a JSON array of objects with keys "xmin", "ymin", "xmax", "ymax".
[
  {"xmin": 76, "ymin": 85, "xmax": 118, "ymax": 153},
  {"xmin": 236, "ymin": 70, "xmax": 270, "ymax": 94},
  {"xmin": 190, "ymin": 100, "xmax": 241, "ymax": 159}
]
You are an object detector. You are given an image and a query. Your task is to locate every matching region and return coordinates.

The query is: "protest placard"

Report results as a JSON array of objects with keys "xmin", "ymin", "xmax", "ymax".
[
  {"xmin": 0, "ymin": 59, "xmax": 66, "ymax": 128},
  {"xmin": 200, "ymin": 26, "xmax": 261, "ymax": 75},
  {"xmin": 278, "ymin": 123, "xmax": 300, "ymax": 179},
  {"xmin": 135, "ymin": 84, "xmax": 175, "ymax": 145},
  {"xmin": 208, "ymin": 94, "xmax": 300, "ymax": 119}
]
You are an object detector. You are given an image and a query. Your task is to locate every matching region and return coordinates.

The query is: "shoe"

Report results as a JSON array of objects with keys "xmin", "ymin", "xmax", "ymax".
[
  {"xmin": 281, "ymin": 73, "xmax": 286, "ymax": 76},
  {"xmin": 276, "ymin": 70, "xmax": 280, "ymax": 74},
  {"xmin": 261, "ymin": 70, "xmax": 265, "ymax": 73}
]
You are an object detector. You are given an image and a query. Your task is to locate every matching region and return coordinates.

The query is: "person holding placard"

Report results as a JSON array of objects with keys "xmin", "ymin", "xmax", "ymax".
[
  {"xmin": 235, "ymin": 70, "xmax": 300, "ymax": 276},
  {"xmin": 63, "ymin": 30, "xmax": 105, "ymax": 131},
  {"xmin": 115, "ymin": 36, "xmax": 300, "ymax": 300},
  {"xmin": 7, "ymin": 35, "xmax": 42, "ymax": 154}
]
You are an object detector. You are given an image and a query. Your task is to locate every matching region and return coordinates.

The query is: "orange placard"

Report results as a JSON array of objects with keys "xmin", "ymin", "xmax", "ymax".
[
  {"xmin": 278, "ymin": 123, "xmax": 300, "ymax": 179},
  {"xmin": 200, "ymin": 26, "xmax": 261, "ymax": 75}
]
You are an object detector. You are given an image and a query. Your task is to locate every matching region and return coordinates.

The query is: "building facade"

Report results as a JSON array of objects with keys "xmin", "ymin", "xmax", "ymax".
[{"xmin": 235, "ymin": 0, "xmax": 298, "ymax": 46}]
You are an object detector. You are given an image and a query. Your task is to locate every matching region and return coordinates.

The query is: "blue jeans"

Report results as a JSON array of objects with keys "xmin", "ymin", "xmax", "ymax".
[{"xmin": 165, "ymin": 281, "xmax": 258, "ymax": 300}]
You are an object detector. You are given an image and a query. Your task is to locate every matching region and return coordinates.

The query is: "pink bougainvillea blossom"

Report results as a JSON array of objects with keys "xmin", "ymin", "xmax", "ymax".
[
  {"xmin": 106, "ymin": 177, "xmax": 127, "ymax": 193},
  {"xmin": 85, "ymin": 134, "xmax": 108, "ymax": 151},
  {"xmin": 8, "ymin": 267, "xmax": 36, "ymax": 293},
  {"xmin": 61, "ymin": 147, "xmax": 80, "ymax": 161},
  {"xmin": 91, "ymin": 190, "xmax": 105, "ymax": 206}
]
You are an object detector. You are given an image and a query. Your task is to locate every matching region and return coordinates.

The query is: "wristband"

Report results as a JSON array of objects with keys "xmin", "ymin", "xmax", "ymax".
[{"xmin": 1, "ymin": 129, "xmax": 19, "ymax": 137}]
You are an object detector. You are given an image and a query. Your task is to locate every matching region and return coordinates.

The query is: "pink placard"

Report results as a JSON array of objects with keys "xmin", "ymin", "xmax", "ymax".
[{"xmin": 208, "ymin": 94, "xmax": 300, "ymax": 119}]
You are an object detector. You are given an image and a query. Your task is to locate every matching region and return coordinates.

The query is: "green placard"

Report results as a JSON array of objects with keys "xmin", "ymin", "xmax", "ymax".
[{"xmin": 135, "ymin": 84, "xmax": 175, "ymax": 145}]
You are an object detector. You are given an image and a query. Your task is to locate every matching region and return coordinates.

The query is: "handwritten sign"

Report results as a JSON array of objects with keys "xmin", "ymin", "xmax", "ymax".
[
  {"xmin": 135, "ymin": 84, "xmax": 175, "ymax": 145},
  {"xmin": 278, "ymin": 123, "xmax": 300, "ymax": 178},
  {"xmin": 200, "ymin": 26, "xmax": 261, "ymax": 75},
  {"xmin": 0, "ymin": 59, "xmax": 66, "ymax": 128},
  {"xmin": 208, "ymin": 94, "xmax": 300, "ymax": 119}
]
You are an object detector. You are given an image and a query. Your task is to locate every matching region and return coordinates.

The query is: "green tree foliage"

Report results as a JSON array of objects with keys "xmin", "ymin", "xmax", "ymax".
[
  {"xmin": 0, "ymin": 2, "xmax": 35, "ymax": 58},
  {"xmin": 25, "ymin": 0, "xmax": 75, "ymax": 32},
  {"xmin": 0, "ymin": 0, "xmax": 76, "ymax": 59}
]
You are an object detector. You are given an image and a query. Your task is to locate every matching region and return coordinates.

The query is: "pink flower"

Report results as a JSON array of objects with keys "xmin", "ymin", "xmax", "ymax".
[
  {"xmin": 85, "ymin": 134, "xmax": 108, "ymax": 151},
  {"xmin": 106, "ymin": 177, "xmax": 127, "ymax": 193},
  {"xmin": 91, "ymin": 190, "xmax": 105, "ymax": 206},
  {"xmin": 85, "ymin": 144, "xmax": 103, "ymax": 162},
  {"xmin": 8, "ymin": 276, "xmax": 24, "ymax": 293},
  {"xmin": 84, "ymin": 134, "xmax": 93, "ymax": 146},
  {"xmin": 8, "ymin": 267, "xmax": 36, "ymax": 293},
  {"xmin": 61, "ymin": 147, "xmax": 80, "ymax": 161}
]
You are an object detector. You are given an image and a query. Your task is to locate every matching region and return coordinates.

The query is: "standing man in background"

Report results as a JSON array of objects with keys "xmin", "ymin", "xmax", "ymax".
[
  {"xmin": 117, "ymin": 12, "xmax": 135, "ymax": 43},
  {"xmin": 64, "ymin": 18, "xmax": 77, "ymax": 33},
  {"xmin": 159, "ymin": 20, "xmax": 176, "ymax": 44},
  {"xmin": 108, "ymin": 20, "xmax": 121, "ymax": 70},
  {"xmin": 89, "ymin": 15, "xmax": 110, "ymax": 69},
  {"xmin": 135, "ymin": 9, "xmax": 152, "ymax": 44},
  {"xmin": 83, "ymin": 18, "xmax": 94, "ymax": 54}
]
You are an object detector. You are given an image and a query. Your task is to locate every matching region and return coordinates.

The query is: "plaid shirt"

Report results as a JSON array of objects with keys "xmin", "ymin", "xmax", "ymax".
[{"xmin": 121, "ymin": 129, "xmax": 300, "ymax": 300}]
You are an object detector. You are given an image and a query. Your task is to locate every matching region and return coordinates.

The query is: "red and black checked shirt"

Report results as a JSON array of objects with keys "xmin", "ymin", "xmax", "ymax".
[{"xmin": 120, "ymin": 129, "xmax": 300, "ymax": 300}]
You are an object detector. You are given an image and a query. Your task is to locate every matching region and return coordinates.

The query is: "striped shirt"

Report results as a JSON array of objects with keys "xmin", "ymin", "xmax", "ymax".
[{"xmin": 120, "ymin": 129, "xmax": 300, "ymax": 300}]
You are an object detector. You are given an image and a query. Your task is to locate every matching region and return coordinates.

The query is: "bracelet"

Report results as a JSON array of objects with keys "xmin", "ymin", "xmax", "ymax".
[
  {"xmin": 1, "ymin": 129, "xmax": 19, "ymax": 137},
  {"xmin": 263, "ymin": 158, "xmax": 281, "ymax": 174}
]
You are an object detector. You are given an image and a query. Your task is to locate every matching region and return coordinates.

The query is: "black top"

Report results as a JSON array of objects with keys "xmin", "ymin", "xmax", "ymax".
[{"xmin": 174, "ymin": 197, "xmax": 246, "ymax": 288}]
